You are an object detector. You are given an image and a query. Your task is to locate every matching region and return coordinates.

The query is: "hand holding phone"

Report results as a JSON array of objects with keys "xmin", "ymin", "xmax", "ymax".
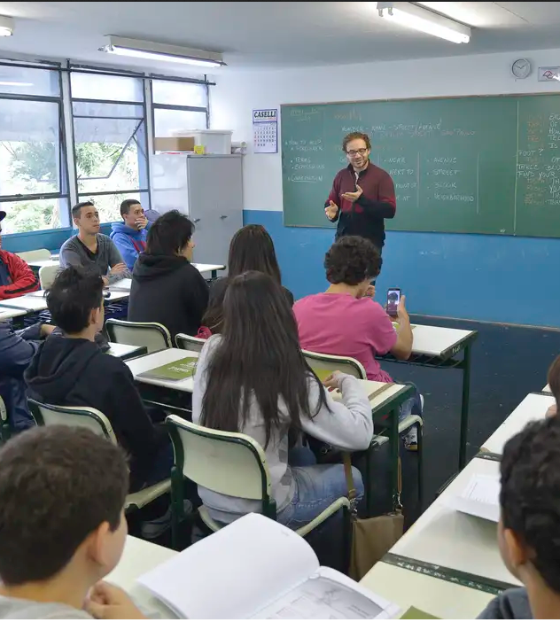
[{"xmin": 386, "ymin": 288, "xmax": 401, "ymax": 318}]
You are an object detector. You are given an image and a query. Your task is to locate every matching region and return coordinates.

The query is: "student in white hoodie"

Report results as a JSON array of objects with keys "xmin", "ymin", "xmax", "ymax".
[{"xmin": 193, "ymin": 271, "xmax": 373, "ymax": 529}]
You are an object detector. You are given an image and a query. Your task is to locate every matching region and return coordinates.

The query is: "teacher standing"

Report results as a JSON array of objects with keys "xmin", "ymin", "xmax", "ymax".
[{"xmin": 324, "ymin": 132, "xmax": 396, "ymax": 255}]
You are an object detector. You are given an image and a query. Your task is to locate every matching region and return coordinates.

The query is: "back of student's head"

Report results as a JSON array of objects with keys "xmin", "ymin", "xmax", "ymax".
[
  {"xmin": 547, "ymin": 354, "xmax": 560, "ymax": 409},
  {"xmin": 228, "ymin": 225, "xmax": 282, "ymax": 284},
  {"xmin": 0, "ymin": 426, "xmax": 128, "ymax": 586},
  {"xmin": 325, "ymin": 236, "xmax": 382, "ymax": 285},
  {"xmin": 146, "ymin": 210, "xmax": 194, "ymax": 256},
  {"xmin": 201, "ymin": 271, "xmax": 326, "ymax": 446},
  {"xmin": 47, "ymin": 266, "xmax": 104, "ymax": 334},
  {"xmin": 500, "ymin": 417, "xmax": 560, "ymax": 594}
]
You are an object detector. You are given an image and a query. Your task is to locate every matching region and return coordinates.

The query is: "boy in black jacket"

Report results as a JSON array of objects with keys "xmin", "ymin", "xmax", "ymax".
[
  {"xmin": 25, "ymin": 266, "xmax": 172, "ymax": 493},
  {"xmin": 478, "ymin": 417, "xmax": 560, "ymax": 619}
]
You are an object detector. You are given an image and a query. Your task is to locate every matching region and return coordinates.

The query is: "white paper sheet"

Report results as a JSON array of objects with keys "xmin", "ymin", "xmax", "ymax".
[{"xmin": 443, "ymin": 474, "xmax": 500, "ymax": 522}]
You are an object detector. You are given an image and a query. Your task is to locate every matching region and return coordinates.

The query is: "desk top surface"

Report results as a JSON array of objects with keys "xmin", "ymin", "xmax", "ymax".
[
  {"xmin": 126, "ymin": 348, "xmax": 199, "ymax": 392},
  {"xmin": 482, "ymin": 392, "xmax": 555, "ymax": 455},
  {"xmin": 410, "ymin": 324, "xmax": 476, "ymax": 357},
  {"xmin": 360, "ymin": 561, "xmax": 494, "ymax": 620},
  {"xmin": 391, "ymin": 457, "xmax": 519, "ymax": 588},
  {"xmin": 0, "ymin": 306, "xmax": 27, "ymax": 320},
  {"xmin": 106, "ymin": 535, "xmax": 177, "ymax": 617},
  {"xmin": 0, "ymin": 294, "xmax": 48, "ymax": 311}
]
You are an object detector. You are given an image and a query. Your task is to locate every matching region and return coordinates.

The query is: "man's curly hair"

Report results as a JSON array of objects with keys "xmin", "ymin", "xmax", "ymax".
[
  {"xmin": 501, "ymin": 416, "xmax": 560, "ymax": 594},
  {"xmin": 324, "ymin": 236, "xmax": 382, "ymax": 285}
]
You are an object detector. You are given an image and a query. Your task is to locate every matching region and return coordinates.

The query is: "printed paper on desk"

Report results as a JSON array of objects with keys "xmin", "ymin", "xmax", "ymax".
[
  {"xmin": 109, "ymin": 278, "xmax": 132, "ymax": 291},
  {"xmin": 443, "ymin": 474, "xmax": 500, "ymax": 523}
]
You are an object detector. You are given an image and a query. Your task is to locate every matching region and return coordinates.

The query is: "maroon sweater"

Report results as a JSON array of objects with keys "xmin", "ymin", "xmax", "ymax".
[{"xmin": 326, "ymin": 162, "xmax": 396, "ymax": 249}]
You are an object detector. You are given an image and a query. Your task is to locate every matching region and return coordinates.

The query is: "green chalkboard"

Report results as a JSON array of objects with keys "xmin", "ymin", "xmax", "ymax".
[{"xmin": 281, "ymin": 95, "xmax": 560, "ymax": 237}]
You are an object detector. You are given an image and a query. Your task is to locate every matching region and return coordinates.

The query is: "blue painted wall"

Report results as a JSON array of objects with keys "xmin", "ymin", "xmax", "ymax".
[
  {"xmin": 244, "ymin": 210, "xmax": 560, "ymax": 328},
  {"xmin": 1, "ymin": 224, "xmax": 113, "ymax": 253}
]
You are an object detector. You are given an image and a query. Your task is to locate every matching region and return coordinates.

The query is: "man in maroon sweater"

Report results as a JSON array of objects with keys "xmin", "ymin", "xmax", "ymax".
[{"xmin": 325, "ymin": 132, "xmax": 396, "ymax": 254}]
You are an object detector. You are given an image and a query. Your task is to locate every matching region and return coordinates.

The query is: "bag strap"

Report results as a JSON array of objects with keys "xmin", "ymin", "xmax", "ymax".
[
  {"xmin": 343, "ymin": 452, "xmax": 357, "ymax": 501},
  {"xmin": 343, "ymin": 445, "xmax": 404, "ymax": 512}
]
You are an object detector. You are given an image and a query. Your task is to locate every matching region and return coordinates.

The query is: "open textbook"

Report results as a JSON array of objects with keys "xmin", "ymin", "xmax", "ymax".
[
  {"xmin": 138, "ymin": 513, "xmax": 400, "ymax": 619},
  {"xmin": 442, "ymin": 473, "xmax": 500, "ymax": 523}
]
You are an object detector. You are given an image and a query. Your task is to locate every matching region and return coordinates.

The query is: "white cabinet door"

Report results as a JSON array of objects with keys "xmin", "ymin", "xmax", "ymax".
[{"xmin": 187, "ymin": 156, "xmax": 243, "ymax": 267}]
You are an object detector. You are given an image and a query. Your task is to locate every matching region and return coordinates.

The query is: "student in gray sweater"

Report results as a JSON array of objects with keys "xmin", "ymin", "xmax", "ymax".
[
  {"xmin": 0, "ymin": 426, "xmax": 145, "ymax": 619},
  {"xmin": 193, "ymin": 271, "xmax": 373, "ymax": 528},
  {"xmin": 478, "ymin": 417, "xmax": 560, "ymax": 619},
  {"xmin": 60, "ymin": 201, "xmax": 130, "ymax": 285}
]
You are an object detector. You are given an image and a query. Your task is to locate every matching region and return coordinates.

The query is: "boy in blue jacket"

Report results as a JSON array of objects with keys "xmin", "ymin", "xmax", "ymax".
[{"xmin": 110, "ymin": 199, "xmax": 150, "ymax": 271}]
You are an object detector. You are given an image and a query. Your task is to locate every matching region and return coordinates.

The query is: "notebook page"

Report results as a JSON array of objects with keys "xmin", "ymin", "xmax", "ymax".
[
  {"xmin": 442, "ymin": 474, "xmax": 500, "ymax": 522},
  {"xmin": 251, "ymin": 567, "xmax": 400, "ymax": 619},
  {"xmin": 138, "ymin": 514, "xmax": 319, "ymax": 619}
]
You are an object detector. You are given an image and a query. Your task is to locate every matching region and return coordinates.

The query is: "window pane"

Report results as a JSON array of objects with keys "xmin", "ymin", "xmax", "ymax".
[
  {"xmin": 152, "ymin": 80, "xmax": 206, "ymax": 107},
  {"xmin": 74, "ymin": 118, "xmax": 148, "ymax": 194},
  {"xmin": 0, "ymin": 197, "xmax": 68, "ymax": 234},
  {"xmin": 71, "ymin": 72, "xmax": 144, "ymax": 102},
  {"xmin": 154, "ymin": 108, "xmax": 207, "ymax": 137},
  {"xmin": 0, "ymin": 99, "xmax": 61, "ymax": 196},
  {"xmin": 0, "ymin": 65, "xmax": 60, "ymax": 97},
  {"xmin": 77, "ymin": 191, "xmax": 149, "ymax": 224},
  {"xmin": 72, "ymin": 101, "xmax": 143, "ymax": 118}
]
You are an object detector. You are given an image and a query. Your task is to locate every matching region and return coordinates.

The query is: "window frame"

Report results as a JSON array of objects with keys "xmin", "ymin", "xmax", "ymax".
[
  {"xmin": 69, "ymin": 69, "xmax": 151, "ymax": 221},
  {"xmin": 0, "ymin": 61, "xmax": 71, "ymax": 231},
  {"xmin": 149, "ymin": 74, "xmax": 210, "ymax": 144},
  {"xmin": 0, "ymin": 61, "xmax": 214, "ymax": 236}
]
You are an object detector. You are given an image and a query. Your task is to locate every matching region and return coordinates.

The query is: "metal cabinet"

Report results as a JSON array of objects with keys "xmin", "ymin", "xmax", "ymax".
[{"xmin": 151, "ymin": 154, "xmax": 243, "ymax": 266}]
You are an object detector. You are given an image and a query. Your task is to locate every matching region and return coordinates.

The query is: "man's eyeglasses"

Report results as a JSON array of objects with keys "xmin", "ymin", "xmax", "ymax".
[{"xmin": 346, "ymin": 148, "xmax": 368, "ymax": 157}]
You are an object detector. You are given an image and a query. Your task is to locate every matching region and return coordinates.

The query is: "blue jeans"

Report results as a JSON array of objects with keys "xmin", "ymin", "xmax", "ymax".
[
  {"xmin": 398, "ymin": 383, "xmax": 423, "ymax": 443},
  {"xmin": 276, "ymin": 447, "xmax": 363, "ymax": 530}
]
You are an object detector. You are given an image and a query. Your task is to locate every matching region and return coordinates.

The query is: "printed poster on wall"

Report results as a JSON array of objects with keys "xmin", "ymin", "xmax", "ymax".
[{"xmin": 253, "ymin": 109, "xmax": 278, "ymax": 153}]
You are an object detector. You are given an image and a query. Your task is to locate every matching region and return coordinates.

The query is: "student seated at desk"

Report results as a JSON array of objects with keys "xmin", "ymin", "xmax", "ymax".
[
  {"xmin": 199, "ymin": 224, "xmax": 294, "ymax": 337},
  {"xmin": 193, "ymin": 271, "xmax": 372, "ymax": 529},
  {"xmin": 110, "ymin": 199, "xmax": 150, "ymax": 271},
  {"xmin": 478, "ymin": 417, "xmax": 560, "ymax": 619},
  {"xmin": 60, "ymin": 201, "xmax": 130, "ymax": 286},
  {"xmin": 128, "ymin": 210, "xmax": 209, "ymax": 339},
  {"xmin": 0, "ymin": 210, "xmax": 39, "ymax": 300},
  {"xmin": 293, "ymin": 236, "xmax": 422, "ymax": 449},
  {"xmin": 25, "ymin": 267, "xmax": 172, "ymax": 494},
  {"xmin": 0, "ymin": 426, "xmax": 145, "ymax": 619},
  {"xmin": 0, "ymin": 320, "xmax": 54, "ymax": 433}
]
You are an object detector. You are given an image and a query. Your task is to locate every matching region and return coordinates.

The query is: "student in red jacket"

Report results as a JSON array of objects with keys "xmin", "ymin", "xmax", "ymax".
[{"xmin": 0, "ymin": 211, "xmax": 39, "ymax": 300}]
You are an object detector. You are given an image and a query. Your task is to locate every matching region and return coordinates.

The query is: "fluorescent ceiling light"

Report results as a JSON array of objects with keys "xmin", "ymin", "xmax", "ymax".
[
  {"xmin": 100, "ymin": 36, "xmax": 225, "ymax": 68},
  {"xmin": 0, "ymin": 81, "xmax": 33, "ymax": 86},
  {"xmin": 0, "ymin": 15, "xmax": 14, "ymax": 37},
  {"xmin": 377, "ymin": 2, "xmax": 471, "ymax": 44}
]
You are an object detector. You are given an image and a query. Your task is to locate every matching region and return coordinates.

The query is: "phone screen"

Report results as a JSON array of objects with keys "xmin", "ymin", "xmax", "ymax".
[{"xmin": 387, "ymin": 288, "xmax": 401, "ymax": 317}]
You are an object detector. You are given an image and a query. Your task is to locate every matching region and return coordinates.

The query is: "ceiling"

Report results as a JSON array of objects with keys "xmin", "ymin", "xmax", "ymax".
[{"xmin": 0, "ymin": 2, "xmax": 559, "ymax": 72}]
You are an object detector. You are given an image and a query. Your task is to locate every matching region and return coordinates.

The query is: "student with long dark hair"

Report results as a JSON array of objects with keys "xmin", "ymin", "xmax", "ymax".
[
  {"xmin": 128, "ymin": 210, "xmax": 209, "ymax": 338},
  {"xmin": 193, "ymin": 271, "xmax": 372, "ymax": 529},
  {"xmin": 199, "ymin": 225, "xmax": 293, "ymax": 337}
]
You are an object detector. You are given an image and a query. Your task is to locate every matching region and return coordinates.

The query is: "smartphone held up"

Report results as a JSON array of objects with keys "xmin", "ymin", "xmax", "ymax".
[{"xmin": 386, "ymin": 288, "xmax": 401, "ymax": 318}]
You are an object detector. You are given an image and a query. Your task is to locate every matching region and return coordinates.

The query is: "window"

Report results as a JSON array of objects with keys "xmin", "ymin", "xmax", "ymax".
[
  {"xmin": 0, "ymin": 63, "xmax": 69, "ymax": 234},
  {"xmin": 152, "ymin": 79, "xmax": 208, "ymax": 138},
  {"xmin": 71, "ymin": 72, "xmax": 150, "ymax": 223}
]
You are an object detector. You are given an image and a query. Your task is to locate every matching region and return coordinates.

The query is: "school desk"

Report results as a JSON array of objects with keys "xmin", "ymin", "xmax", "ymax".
[
  {"xmin": 360, "ymin": 560, "xmax": 495, "ymax": 620},
  {"xmin": 0, "ymin": 307, "xmax": 27, "ymax": 321},
  {"xmin": 106, "ymin": 535, "xmax": 177, "ymax": 617},
  {"xmin": 107, "ymin": 342, "xmax": 147, "ymax": 361},
  {"xmin": 125, "ymin": 348, "xmax": 413, "ymax": 517},
  {"xmin": 481, "ymin": 392, "xmax": 554, "ymax": 456},
  {"xmin": 380, "ymin": 323, "xmax": 478, "ymax": 471},
  {"xmin": 384, "ymin": 456, "xmax": 519, "ymax": 593}
]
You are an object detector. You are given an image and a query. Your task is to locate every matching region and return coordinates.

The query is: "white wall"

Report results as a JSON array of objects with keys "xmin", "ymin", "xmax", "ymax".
[{"xmin": 210, "ymin": 47, "xmax": 560, "ymax": 211}]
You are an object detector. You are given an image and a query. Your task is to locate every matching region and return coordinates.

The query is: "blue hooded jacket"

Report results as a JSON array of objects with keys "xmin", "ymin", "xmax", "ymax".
[{"xmin": 110, "ymin": 222, "xmax": 149, "ymax": 271}]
